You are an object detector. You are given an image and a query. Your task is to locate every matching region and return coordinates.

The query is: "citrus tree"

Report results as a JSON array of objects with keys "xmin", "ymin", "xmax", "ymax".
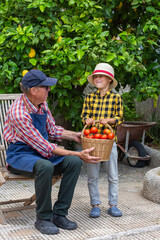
[{"xmin": 0, "ymin": 0, "xmax": 159, "ymax": 130}]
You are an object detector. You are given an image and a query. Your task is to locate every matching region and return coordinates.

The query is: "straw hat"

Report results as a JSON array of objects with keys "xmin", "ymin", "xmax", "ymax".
[{"xmin": 87, "ymin": 63, "xmax": 118, "ymax": 89}]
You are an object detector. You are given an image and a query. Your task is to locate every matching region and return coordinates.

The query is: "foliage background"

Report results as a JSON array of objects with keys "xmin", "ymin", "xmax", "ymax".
[{"xmin": 0, "ymin": 0, "xmax": 160, "ymax": 131}]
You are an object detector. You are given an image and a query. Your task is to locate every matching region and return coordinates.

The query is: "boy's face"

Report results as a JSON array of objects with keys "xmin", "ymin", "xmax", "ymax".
[{"xmin": 93, "ymin": 74, "xmax": 112, "ymax": 90}]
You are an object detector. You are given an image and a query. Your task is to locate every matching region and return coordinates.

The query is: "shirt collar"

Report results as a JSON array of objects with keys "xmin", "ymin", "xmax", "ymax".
[
  {"xmin": 23, "ymin": 94, "xmax": 44, "ymax": 113},
  {"xmin": 96, "ymin": 89, "xmax": 112, "ymax": 96}
]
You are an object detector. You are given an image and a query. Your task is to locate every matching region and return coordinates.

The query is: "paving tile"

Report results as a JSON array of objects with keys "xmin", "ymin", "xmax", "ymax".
[{"xmin": 0, "ymin": 161, "xmax": 160, "ymax": 240}]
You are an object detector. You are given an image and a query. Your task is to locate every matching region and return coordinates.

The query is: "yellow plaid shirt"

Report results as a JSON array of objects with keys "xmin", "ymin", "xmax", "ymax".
[{"xmin": 81, "ymin": 89, "xmax": 123, "ymax": 135}]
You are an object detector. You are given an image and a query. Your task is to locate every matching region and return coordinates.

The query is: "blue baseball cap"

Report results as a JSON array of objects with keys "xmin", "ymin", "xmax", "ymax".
[{"xmin": 21, "ymin": 69, "xmax": 57, "ymax": 88}]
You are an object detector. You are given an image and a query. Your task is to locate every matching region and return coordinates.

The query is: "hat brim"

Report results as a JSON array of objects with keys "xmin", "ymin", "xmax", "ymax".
[
  {"xmin": 40, "ymin": 77, "xmax": 57, "ymax": 86},
  {"xmin": 87, "ymin": 73, "xmax": 117, "ymax": 89}
]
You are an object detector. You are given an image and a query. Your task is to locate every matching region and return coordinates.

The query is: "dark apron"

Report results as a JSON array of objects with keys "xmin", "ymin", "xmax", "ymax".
[{"xmin": 6, "ymin": 112, "xmax": 65, "ymax": 172}]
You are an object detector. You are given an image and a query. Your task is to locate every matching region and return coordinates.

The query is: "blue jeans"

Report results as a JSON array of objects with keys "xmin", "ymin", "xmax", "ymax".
[{"xmin": 87, "ymin": 142, "xmax": 118, "ymax": 206}]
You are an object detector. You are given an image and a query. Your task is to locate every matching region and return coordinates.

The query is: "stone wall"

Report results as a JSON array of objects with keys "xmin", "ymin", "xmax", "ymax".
[{"xmin": 135, "ymin": 95, "xmax": 160, "ymax": 122}]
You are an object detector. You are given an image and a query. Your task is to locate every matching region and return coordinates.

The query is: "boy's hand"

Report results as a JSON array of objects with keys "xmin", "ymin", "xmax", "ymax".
[
  {"xmin": 100, "ymin": 118, "xmax": 116, "ymax": 125},
  {"xmin": 100, "ymin": 118, "xmax": 109, "ymax": 125},
  {"xmin": 86, "ymin": 118, "xmax": 95, "ymax": 126}
]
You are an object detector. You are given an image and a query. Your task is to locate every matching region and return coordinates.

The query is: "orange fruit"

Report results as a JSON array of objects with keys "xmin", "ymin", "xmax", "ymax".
[
  {"xmin": 57, "ymin": 36, "xmax": 62, "ymax": 42},
  {"xmin": 22, "ymin": 70, "xmax": 28, "ymax": 76},
  {"xmin": 28, "ymin": 48, "xmax": 36, "ymax": 58}
]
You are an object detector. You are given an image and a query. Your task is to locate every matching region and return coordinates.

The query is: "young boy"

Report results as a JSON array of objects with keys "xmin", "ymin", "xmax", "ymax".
[{"xmin": 81, "ymin": 63, "xmax": 123, "ymax": 218}]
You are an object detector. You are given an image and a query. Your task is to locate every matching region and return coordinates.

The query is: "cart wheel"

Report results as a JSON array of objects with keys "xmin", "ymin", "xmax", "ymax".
[
  {"xmin": 127, "ymin": 141, "xmax": 149, "ymax": 168},
  {"xmin": 117, "ymin": 147, "xmax": 124, "ymax": 161}
]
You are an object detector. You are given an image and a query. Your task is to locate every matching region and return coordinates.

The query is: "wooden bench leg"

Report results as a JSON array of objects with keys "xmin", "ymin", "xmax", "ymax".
[
  {"xmin": 0, "ymin": 172, "xmax": 6, "ymax": 186},
  {"xmin": 23, "ymin": 194, "xmax": 36, "ymax": 206},
  {"xmin": 52, "ymin": 175, "xmax": 62, "ymax": 185},
  {"xmin": 0, "ymin": 174, "xmax": 62, "ymax": 224},
  {"xmin": 0, "ymin": 207, "xmax": 7, "ymax": 225}
]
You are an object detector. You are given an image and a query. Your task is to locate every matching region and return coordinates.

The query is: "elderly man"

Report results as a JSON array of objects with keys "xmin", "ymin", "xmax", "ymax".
[{"xmin": 3, "ymin": 69, "xmax": 100, "ymax": 235}]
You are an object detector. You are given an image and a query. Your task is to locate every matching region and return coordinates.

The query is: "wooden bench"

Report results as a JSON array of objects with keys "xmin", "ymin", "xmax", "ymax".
[{"xmin": 0, "ymin": 94, "xmax": 61, "ymax": 224}]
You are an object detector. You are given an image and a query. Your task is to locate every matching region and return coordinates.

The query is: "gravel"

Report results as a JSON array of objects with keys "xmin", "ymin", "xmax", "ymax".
[{"xmin": 80, "ymin": 157, "xmax": 153, "ymax": 183}]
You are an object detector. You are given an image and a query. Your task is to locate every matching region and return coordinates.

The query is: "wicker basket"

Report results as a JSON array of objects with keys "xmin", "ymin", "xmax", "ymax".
[{"xmin": 81, "ymin": 121, "xmax": 115, "ymax": 161}]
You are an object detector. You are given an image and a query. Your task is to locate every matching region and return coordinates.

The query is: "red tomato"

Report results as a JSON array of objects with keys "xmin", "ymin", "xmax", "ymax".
[
  {"xmin": 108, "ymin": 133, "xmax": 115, "ymax": 140},
  {"xmin": 101, "ymin": 134, "xmax": 108, "ymax": 139},
  {"xmin": 90, "ymin": 127, "xmax": 98, "ymax": 134},
  {"xmin": 84, "ymin": 129, "xmax": 91, "ymax": 136},
  {"xmin": 86, "ymin": 134, "xmax": 94, "ymax": 139},
  {"xmin": 103, "ymin": 129, "xmax": 111, "ymax": 135},
  {"xmin": 94, "ymin": 133, "xmax": 102, "ymax": 139}
]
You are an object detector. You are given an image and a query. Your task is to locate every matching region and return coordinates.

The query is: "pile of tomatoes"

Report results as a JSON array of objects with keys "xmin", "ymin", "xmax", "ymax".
[{"xmin": 84, "ymin": 126, "xmax": 114, "ymax": 140}]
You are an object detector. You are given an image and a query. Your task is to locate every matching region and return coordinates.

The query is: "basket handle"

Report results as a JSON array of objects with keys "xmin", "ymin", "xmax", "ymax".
[{"xmin": 81, "ymin": 120, "xmax": 113, "ymax": 138}]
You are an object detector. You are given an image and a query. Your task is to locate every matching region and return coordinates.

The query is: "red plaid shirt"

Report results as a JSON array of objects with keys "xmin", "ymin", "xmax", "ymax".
[{"xmin": 3, "ymin": 94, "xmax": 64, "ymax": 159}]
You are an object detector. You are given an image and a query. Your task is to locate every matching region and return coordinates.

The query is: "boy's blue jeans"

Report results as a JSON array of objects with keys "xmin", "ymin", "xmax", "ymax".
[{"xmin": 87, "ymin": 142, "xmax": 118, "ymax": 206}]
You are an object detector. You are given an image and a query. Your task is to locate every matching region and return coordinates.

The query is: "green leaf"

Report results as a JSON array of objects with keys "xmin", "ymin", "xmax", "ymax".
[
  {"xmin": 119, "ymin": 31, "xmax": 128, "ymax": 36},
  {"xmin": 130, "ymin": 39, "xmax": 137, "ymax": 45},
  {"xmin": 25, "ymin": 25, "xmax": 33, "ymax": 33},
  {"xmin": 146, "ymin": 6, "xmax": 156, "ymax": 12},
  {"xmin": 39, "ymin": 5, "xmax": 45, "ymax": 12},
  {"xmin": 147, "ymin": 40, "xmax": 158, "ymax": 46},
  {"xmin": 29, "ymin": 58, "xmax": 37, "ymax": 66},
  {"xmin": 42, "ymin": 50, "xmax": 52, "ymax": 54},
  {"xmin": 131, "ymin": 0, "xmax": 139, "ymax": 5},
  {"xmin": 40, "ymin": 34, "xmax": 45, "ymax": 40},
  {"xmin": 77, "ymin": 49, "xmax": 85, "ymax": 60},
  {"xmin": 123, "ymin": 52, "xmax": 129, "ymax": 59},
  {"xmin": 22, "ymin": 35, "xmax": 28, "ymax": 43},
  {"xmin": 100, "ymin": 31, "xmax": 109, "ymax": 37},
  {"xmin": 65, "ymin": 98, "xmax": 69, "ymax": 107},
  {"xmin": 106, "ymin": 53, "xmax": 116, "ymax": 62},
  {"xmin": 32, "ymin": 37, "xmax": 39, "ymax": 44},
  {"xmin": 69, "ymin": 0, "xmax": 75, "ymax": 5},
  {"xmin": 143, "ymin": 25, "xmax": 149, "ymax": 32},
  {"xmin": 149, "ymin": 25, "xmax": 158, "ymax": 31},
  {"xmin": 8, "ymin": 61, "xmax": 17, "ymax": 67},
  {"xmin": 12, "ymin": 17, "xmax": 19, "ymax": 23},
  {"xmin": 68, "ymin": 55, "xmax": 77, "ymax": 62},
  {"xmin": 80, "ymin": 13, "xmax": 86, "ymax": 18},
  {"xmin": 79, "ymin": 76, "xmax": 87, "ymax": 85},
  {"xmin": 0, "ymin": 34, "xmax": 6, "ymax": 44},
  {"xmin": 113, "ymin": 59, "xmax": 120, "ymax": 66}
]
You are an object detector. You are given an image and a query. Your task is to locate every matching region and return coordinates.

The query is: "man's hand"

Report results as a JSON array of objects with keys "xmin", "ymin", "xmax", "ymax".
[
  {"xmin": 52, "ymin": 146, "xmax": 100, "ymax": 163},
  {"xmin": 73, "ymin": 132, "xmax": 81, "ymax": 143},
  {"xmin": 79, "ymin": 147, "xmax": 100, "ymax": 163},
  {"xmin": 62, "ymin": 130, "xmax": 81, "ymax": 143}
]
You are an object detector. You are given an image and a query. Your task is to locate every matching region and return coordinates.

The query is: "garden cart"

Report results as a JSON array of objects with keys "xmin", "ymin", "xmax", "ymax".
[{"xmin": 117, "ymin": 121, "xmax": 156, "ymax": 167}]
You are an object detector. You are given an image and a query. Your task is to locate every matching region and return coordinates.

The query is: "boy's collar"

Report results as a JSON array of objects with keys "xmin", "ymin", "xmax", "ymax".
[{"xmin": 96, "ymin": 89, "xmax": 111, "ymax": 96}]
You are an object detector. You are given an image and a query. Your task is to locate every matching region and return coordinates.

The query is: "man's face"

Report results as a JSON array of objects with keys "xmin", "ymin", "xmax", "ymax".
[
  {"xmin": 33, "ymin": 85, "xmax": 50, "ymax": 103},
  {"xmin": 93, "ymin": 74, "xmax": 112, "ymax": 90}
]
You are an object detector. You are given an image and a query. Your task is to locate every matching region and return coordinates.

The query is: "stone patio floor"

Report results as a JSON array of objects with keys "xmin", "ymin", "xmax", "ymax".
[{"xmin": 0, "ymin": 159, "xmax": 160, "ymax": 240}]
